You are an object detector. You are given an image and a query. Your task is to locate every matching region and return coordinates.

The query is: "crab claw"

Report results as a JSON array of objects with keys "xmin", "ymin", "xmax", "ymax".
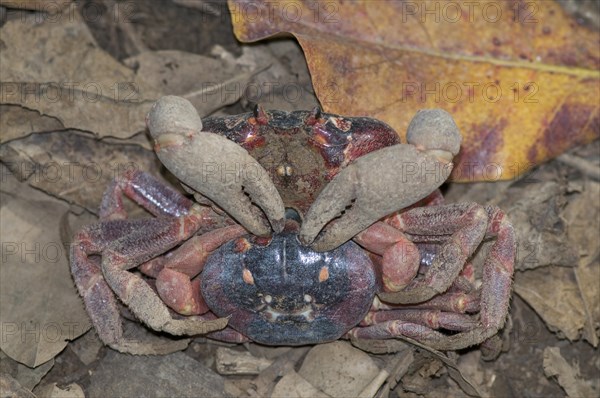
[
  {"xmin": 147, "ymin": 96, "xmax": 285, "ymax": 236},
  {"xmin": 299, "ymin": 109, "xmax": 461, "ymax": 252}
]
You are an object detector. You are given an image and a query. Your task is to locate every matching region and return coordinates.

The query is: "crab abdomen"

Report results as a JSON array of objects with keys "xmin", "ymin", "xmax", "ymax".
[{"xmin": 201, "ymin": 231, "xmax": 377, "ymax": 345}]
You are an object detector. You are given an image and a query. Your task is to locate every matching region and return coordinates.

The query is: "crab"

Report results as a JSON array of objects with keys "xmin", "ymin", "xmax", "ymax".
[{"xmin": 70, "ymin": 96, "xmax": 515, "ymax": 355}]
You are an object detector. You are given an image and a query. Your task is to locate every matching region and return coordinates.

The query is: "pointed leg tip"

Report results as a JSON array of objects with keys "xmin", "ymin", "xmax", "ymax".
[{"xmin": 297, "ymin": 233, "xmax": 314, "ymax": 247}]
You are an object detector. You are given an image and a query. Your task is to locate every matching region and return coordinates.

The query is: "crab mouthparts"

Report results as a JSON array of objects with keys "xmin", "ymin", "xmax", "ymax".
[{"xmin": 261, "ymin": 305, "xmax": 316, "ymax": 323}]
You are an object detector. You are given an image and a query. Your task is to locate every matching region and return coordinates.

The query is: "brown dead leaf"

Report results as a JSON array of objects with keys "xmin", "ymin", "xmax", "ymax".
[
  {"xmin": 0, "ymin": 9, "xmax": 266, "ymax": 144},
  {"xmin": 514, "ymin": 266, "xmax": 587, "ymax": 341},
  {"xmin": 574, "ymin": 256, "xmax": 600, "ymax": 347},
  {"xmin": 0, "ymin": 374, "xmax": 36, "ymax": 398},
  {"xmin": 496, "ymin": 181, "xmax": 578, "ymax": 270},
  {"xmin": 399, "ymin": 336, "xmax": 482, "ymax": 397},
  {"xmin": 34, "ymin": 382, "xmax": 85, "ymax": 398},
  {"xmin": 0, "ymin": 10, "xmax": 158, "ymax": 139},
  {"xmin": 0, "ymin": 167, "xmax": 90, "ymax": 367},
  {"xmin": 563, "ymin": 180, "xmax": 600, "ymax": 346},
  {"xmin": 543, "ymin": 346, "xmax": 595, "ymax": 397},
  {"xmin": 214, "ymin": 347, "xmax": 273, "ymax": 375},
  {"xmin": 0, "ymin": 351, "xmax": 54, "ymax": 390},
  {"xmin": 249, "ymin": 346, "xmax": 309, "ymax": 397},
  {"xmin": 0, "ymin": 131, "xmax": 161, "ymax": 213},
  {"xmin": 217, "ymin": 42, "xmax": 320, "ymax": 111},
  {"xmin": 456, "ymin": 351, "xmax": 494, "ymax": 398},
  {"xmin": 271, "ymin": 370, "xmax": 331, "ymax": 398},
  {"xmin": 0, "ymin": 105, "xmax": 63, "ymax": 144},
  {"xmin": 123, "ymin": 50, "xmax": 260, "ymax": 117},
  {"xmin": 229, "ymin": 0, "xmax": 599, "ymax": 181},
  {"xmin": 512, "ymin": 178, "xmax": 599, "ymax": 346},
  {"xmin": 87, "ymin": 351, "xmax": 226, "ymax": 397}
]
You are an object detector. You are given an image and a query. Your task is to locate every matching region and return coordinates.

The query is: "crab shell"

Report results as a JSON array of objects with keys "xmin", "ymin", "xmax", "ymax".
[
  {"xmin": 199, "ymin": 107, "xmax": 399, "ymax": 216},
  {"xmin": 147, "ymin": 96, "xmax": 461, "ymax": 252}
]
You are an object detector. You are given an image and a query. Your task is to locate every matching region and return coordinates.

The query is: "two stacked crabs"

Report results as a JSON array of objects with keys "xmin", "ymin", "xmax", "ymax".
[{"xmin": 71, "ymin": 96, "xmax": 515, "ymax": 356}]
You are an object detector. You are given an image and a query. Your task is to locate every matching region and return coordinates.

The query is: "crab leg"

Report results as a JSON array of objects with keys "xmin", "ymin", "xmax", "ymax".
[
  {"xmin": 350, "ymin": 206, "xmax": 515, "ymax": 350},
  {"xmin": 99, "ymin": 171, "xmax": 247, "ymax": 317},
  {"xmin": 99, "ymin": 169, "xmax": 194, "ymax": 220},
  {"xmin": 362, "ymin": 309, "xmax": 478, "ymax": 332},
  {"xmin": 300, "ymin": 109, "xmax": 461, "ymax": 252},
  {"xmin": 356, "ymin": 291, "xmax": 480, "ymax": 334},
  {"xmin": 196, "ymin": 312, "xmax": 251, "ymax": 343},
  {"xmin": 72, "ymin": 207, "xmax": 231, "ymax": 351},
  {"xmin": 377, "ymin": 203, "xmax": 489, "ymax": 304},
  {"xmin": 347, "ymin": 320, "xmax": 454, "ymax": 346},
  {"xmin": 372, "ymin": 292, "xmax": 480, "ymax": 314},
  {"xmin": 147, "ymin": 96, "xmax": 285, "ymax": 237},
  {"xmin": 71, "ymin": 170, "xmax": 237, "ymax": 354},
  {"xmin": 149, "ymin": 225, "xmax": 246, "ymax": 316},
  {"xmin": 353, "ymin": 222, "xmax": 421, "ymax": 291},
  {"xmin": 72, "ymin": 220, "xmax": 162, "ymax": 354},
  {"xmin": 443, "ymin": 206, "xmax": 514, "ymax": 349}
]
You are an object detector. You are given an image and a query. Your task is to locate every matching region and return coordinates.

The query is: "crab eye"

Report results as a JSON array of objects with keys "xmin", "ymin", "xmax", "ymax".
[
  {"xmin": 305, "ymin": 106, "xmax": 322, "ymax": 126},
  {"xmin": 252, "ymin": 104, "xmax": 269, "ymax": 125},
  {"xmin": 276, "ymin": 164, "xmax": 294, "ymax": 177},
  {"xmin": 313, "ymin": 106, "xmax": 322, "ymax": 120},
  {"xmin": 318, "ymin": 266, "xmax": 329, "ymax": 282}
]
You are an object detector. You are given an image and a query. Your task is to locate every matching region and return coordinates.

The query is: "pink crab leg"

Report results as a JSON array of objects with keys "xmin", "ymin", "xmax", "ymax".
[
  {"xmin": 378, "ymin": 203, "xmax": 489, "ymax": 304},
  {"xmin": 71, "ymin": 212, "xmax": 226, "ymax": 354},
  {"xmin": 351, "ymin": 206, "xmax": 515, "ymax": 350},
  {"xmin": 442, "ymin": 206, "xmax": 515, "ymax": 349},
  {"xmin": 152, "ymin": 225, "xmax": 246, "ymax": 315},
  {"xmin": 98, "ymin": 169, "xmax": 235, "ymax": 235},
  {"xmin": 347, "ymin": 320, "xmax": 451, "ymax": 344},
  {"xmin": 372, "ymin": 292, "xmax": 480, "ymax": 314},
  {"xmin": 354, "ymin": 222, "xmax": 421, "ymax": 291},
  {"xmin": 450, "ymin": 261, "xmax": 476, "ymax": 292},
  {"xmin": 97, "ymin": 168, "xmax": 244, "ymax": 315},
  {"xmin": 196, "ymin": 312, "xmax": 250, "ymax": 343},
  {"xmin": 100, "ymin": 169, "xmax": 246, "ymax": 314},
  {"xmin": 99, "ymin": 169, "xmax": 193, "ymax": 220},
  {"xmin": 415, "ymin": 248, "xmax": 477, "ymax": 294},
  {"xmin": 362, "ymin": 309, "xmax": 478, "ymax": 332},
  {"xmin": 96, "ymin": 207, "xmax": 231, "ymax": 332},
  {"xmin": 71, "ymin": 170, "xmax": 235, "ymax": 354}
]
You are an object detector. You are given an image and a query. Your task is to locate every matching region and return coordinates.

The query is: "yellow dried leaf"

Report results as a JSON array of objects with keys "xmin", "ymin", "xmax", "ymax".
[{"xmin": 229, "ymin": 0, "xmax": 599, "ymax": 181}]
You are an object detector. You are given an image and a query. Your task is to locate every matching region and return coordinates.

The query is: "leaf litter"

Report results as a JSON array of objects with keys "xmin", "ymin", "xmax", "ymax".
[{"xmin": 0, "ymin": 1, "xmax": 598, "ymax": 397}]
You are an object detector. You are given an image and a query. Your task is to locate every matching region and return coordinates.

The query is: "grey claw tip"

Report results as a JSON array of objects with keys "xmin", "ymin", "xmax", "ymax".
[{"xmin": 297, "ymin": 234, "xmax": 313, "ymax": 246}]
